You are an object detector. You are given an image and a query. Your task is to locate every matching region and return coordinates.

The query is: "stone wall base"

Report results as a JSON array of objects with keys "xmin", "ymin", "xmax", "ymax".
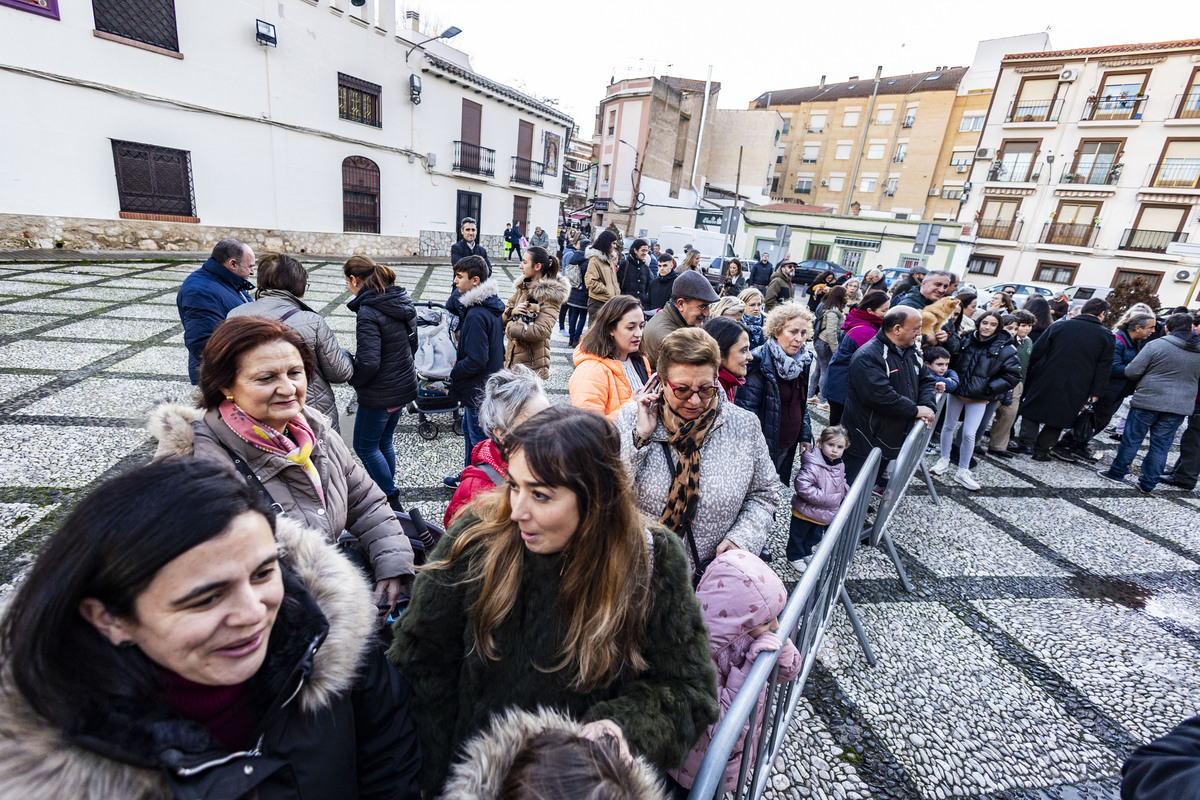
[
  {"xmin": 0, "ymin": 214, "xmax": 420, "ymax": 257},
  {"xmin": 419, "ymin": 230, "xmax": 506, "ymax": 260}
]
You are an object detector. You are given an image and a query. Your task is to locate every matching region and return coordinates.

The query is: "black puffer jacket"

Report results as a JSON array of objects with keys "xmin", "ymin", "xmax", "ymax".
[
  {"xmin": 348, "ymin": 285, "xmax": 419, "ymax": 409},
  {"xmin": 618, "ymin": 253, "xmax": 652, "ymax": 307},
  {"xmin": 0, "ymin": 517, "xmax": 422, "ymax": 800},
  {"xmin": 949, "ymin": 329, "xmax": 1022, "ymax": 401}
]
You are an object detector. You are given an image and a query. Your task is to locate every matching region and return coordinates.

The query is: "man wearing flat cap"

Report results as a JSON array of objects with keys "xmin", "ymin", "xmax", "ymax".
[{"xmin": 640, "ymin": 271, "xmax": 720, "ymax": 366}]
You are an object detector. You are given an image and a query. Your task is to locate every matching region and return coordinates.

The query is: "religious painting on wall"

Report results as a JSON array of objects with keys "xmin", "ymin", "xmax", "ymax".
[
  {"xmin": 0, "ymin": 0, "xmax": 60, "ymax": 19},
  {"xmin": 543, "ymin": 132, "xmax": 560, "ymax": 177}
]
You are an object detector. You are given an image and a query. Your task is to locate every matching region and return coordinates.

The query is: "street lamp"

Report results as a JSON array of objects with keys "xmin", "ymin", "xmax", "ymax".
[{"xmin": 405, "ymin": 26, "xmax": 462, "ymax": 62}]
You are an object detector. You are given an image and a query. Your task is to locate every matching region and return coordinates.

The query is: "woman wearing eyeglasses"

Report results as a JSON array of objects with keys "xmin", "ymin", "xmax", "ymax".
[
  {"xmin": 616, "ymin": 328, "xmax": 779, "ymax": 579},
  {"xmin": 736, "ymin": 301, "xmax": 815, "ymax": 483}
]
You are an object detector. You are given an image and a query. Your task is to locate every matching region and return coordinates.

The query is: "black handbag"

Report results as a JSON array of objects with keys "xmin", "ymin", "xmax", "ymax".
[{"xmin": 1072, "ymin": 402, "xmax": 1098, "ymax": 443}]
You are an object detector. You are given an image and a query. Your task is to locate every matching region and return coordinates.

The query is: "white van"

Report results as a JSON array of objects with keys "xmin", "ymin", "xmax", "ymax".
[{"xmin": 656, "ymin": 226, "xmax": 734, "ymax": 270}]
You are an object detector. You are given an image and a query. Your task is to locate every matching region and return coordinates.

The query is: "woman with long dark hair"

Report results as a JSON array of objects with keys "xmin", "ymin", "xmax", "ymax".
[
  {"xmin": 503, "ymin": 246, "xmax": 570, "ymax": 378},
  {"xmin": 0, "ymin": 459, "xmax": 421, "ymax": 798},
  {"xmin": 343, "ymin": 255, "xmax": 419, "ymax": 503},
  {"xmin": 391, "ymin": 405, "xmax": 718, "ymax": 795},
  {"xmin": 568, "ymin": 295, "xmax": 651, "ymax": 420},
  {"xmin": 1022, "ymin": 295, "xmax": 1054, "ymax": 342},
  {"xmin": 809, "ymin": 284, "xmax": 848, "ymax": 410}
]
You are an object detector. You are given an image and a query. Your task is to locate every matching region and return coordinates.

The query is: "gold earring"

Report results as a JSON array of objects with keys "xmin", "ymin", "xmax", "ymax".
[{"xmin": 226, "ymin": 395, "xmax": 234, "ymax": 401}]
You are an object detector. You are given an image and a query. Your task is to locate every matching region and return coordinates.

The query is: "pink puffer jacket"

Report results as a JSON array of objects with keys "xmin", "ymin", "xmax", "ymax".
[
  {"xmin": 791, "ymin": 449, "xmax": 849, "ymax": 524},
  {"xmin": 669, "ymin": 550, "xmax": 802, "ymax": 792}
]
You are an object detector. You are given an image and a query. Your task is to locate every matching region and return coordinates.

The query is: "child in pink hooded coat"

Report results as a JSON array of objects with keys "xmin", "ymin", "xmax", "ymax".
[{"xmin": 669, "ymin": 549, "xmax": 802, "ymax": 793}]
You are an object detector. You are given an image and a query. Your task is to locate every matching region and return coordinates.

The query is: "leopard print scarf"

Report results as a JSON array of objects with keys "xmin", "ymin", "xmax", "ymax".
[{"xmin": 658, "ymin": 395, "xmax": 719, "ymax": 535}]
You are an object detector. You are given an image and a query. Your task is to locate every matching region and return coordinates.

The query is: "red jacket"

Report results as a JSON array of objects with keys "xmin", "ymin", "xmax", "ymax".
[{"xmin": 443, "ymin": 439, "xmax": 507, "ymax": 529}]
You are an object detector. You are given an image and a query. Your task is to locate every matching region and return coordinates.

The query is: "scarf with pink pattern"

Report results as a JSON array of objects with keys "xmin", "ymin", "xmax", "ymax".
[{"xmin": 218, "ymin": 401, "xmax": 325, "ymax": 506}]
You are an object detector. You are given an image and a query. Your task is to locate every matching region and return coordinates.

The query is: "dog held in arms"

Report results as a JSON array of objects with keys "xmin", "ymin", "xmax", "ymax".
[{"xmin": 920, "ymin": 296, "xmax": 960, "ymax": 338}]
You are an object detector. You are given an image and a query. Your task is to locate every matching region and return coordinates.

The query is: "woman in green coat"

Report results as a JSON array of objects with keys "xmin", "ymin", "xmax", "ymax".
[{"xmin": 390, "ymin": 405, "xmax": 718, "ymax": 795}]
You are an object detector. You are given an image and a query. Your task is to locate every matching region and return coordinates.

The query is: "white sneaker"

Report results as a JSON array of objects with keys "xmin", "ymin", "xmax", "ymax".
[
  {"xmin": 930, "ymin": 457, "xmax": 951, "ymax": 476},
  {"xmin": 790, "ymin": 558, "xmax": 807, "ymax": 574},
  {"xmin": 954, "ymin": 468, "xmax": 981, "ymax": 490}
]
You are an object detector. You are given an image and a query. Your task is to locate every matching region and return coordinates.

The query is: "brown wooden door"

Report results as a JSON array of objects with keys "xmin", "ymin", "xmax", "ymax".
[
  {"xmin": 460, "ymin": 100, "xmax": 482, "ymax": 173},
  {"xmin": 512, "ymin": 196, "xmax": 529, "ymax": 236},
  {"xmin": 516, "ymin": 120, "xmax": 534, "ymax": 182}
]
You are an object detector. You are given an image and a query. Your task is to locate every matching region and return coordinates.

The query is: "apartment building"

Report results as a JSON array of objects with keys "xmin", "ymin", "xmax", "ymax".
[
  {"xmin": 959, "ymin": 39, "xmax": 1200, "ymax": 307},
  {"xmin": 0, "ymin": 0, "xmax": 572, "ymax": 256}
]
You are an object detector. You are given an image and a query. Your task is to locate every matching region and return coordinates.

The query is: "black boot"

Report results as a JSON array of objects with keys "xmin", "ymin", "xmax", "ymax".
[{"xmin": 385, "ymin": 490, "xmax": 403, "ymax": 512}]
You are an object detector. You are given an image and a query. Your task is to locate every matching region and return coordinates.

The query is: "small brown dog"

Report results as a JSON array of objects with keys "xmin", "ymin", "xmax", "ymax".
[{"xmin": 920, "ymin": 296, "xmax": 960, "ymax": 338}]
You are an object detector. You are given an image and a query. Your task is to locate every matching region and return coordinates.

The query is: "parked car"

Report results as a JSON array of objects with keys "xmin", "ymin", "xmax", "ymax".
[
  {"xmin": 981, "ymin": 282, "xmax": 1055, "ymax": 308},
  {"xmin": 792, "ymin": 259, "xmax": 850, "ymax": 287},
  {"xmin": 879, "ymin": 267, "xmax": 910, "ymax": 289},
  {"xmin": 1062, "ymin": 284, "xmax": 1112, "ymax": 314}
]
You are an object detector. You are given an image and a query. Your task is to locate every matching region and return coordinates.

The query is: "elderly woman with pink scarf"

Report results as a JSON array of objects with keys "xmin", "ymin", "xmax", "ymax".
[{"xmin": 149, "ymin": 315, "xmax": 414, "ymax": 612}]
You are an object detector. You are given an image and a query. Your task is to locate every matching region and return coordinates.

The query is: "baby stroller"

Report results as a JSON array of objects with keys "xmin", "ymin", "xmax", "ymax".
[
  {"xmin": 338, "ymin": 506, "xmax": 445, "ymax": 622},
  {"xmin": 406, "ymin": 301, "xmax": 462, "ymax": 440}
]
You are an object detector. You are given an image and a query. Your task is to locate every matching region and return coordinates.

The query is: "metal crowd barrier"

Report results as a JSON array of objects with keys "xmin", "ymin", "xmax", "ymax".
[
  {"xmin": 688, "ymin": 448, "xmax": 882, "ymax": 800},
  {"xmin": 861, "ymin": 392, "xmax": 946, "ymax": 593}
]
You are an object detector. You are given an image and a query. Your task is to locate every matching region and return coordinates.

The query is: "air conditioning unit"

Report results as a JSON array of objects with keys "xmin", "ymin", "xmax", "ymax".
[
  {"xmin": 976, "ymin": 147, "xmax": 994, "ymax": 159},
  {"xmin": 820, "ymin": 179, "xmax": 829, "ymax": 186},
  {"xmin": 1060, "ymin": 68, "xmax": 1080, "ymax": 82},
  {"xmin": 928, "ymin": 187, "xmax": 940, "ymax": 196},
  {"xmin": 1173, "ymin": 267, "xmax": 1197, "ymax": 283},
  {"xmin": 956, "ymin": 164, "xmax": 970, "ymax": 173}
]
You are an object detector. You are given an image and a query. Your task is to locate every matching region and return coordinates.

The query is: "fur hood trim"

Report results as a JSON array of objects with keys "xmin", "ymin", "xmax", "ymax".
[
  {"xmin": 460, "ymin": 278, "xmax": 500, "ymax": 307},
  {"xmin": 147, "ymin": 401, "xmax": 203, "ymax": 457},
  {"xmin": 513, "ymin": 274, "xmax": 571, "ymax": 306},
  {"xmin": 584, "ymin": 246, "xmax": 612, "ymax": 264},
  {"xmin": 0, "ymin": 516, "xmax": 374, "ymax": 797},
  {"xmin": 440, "ymin": 707, "xmax": 667, "ymax": 800}
]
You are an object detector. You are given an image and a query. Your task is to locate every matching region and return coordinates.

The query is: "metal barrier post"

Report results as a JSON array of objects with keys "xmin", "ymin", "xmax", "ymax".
[
  {"xmin": 687, "ymin": 448, "xmax": 881, "ymax": 800},
  {"xmin": 861, "ymin": 394, "xmax": 945, "ymax": 593}
]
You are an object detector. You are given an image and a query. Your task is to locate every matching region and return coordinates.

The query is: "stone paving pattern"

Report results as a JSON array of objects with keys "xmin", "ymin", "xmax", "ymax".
[{"xmin": 0, "ymin": 256, "xmax": 1197, "ymax": 800}]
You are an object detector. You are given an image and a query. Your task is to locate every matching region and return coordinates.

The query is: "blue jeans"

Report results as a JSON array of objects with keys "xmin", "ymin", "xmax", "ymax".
[
  {"xmin": 1106, "ymin": 407, "xmax": 1186, "ymax": 490},
  {"xmin": 353, "ymin": 405, "xmax": 400, "ymax": 495},
  {"xmin": 462, "ymin": 405, "xmax": 487, "ymax": 467}
]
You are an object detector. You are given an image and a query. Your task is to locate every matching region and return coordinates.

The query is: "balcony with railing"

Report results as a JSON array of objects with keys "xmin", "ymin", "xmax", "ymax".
[
  {"xmin": 1174, "ymin": 92, "xmax": 1200, "ymax": 119},
  {"xmin": 453, "ymin": 141, "xmax": 495, "ymax": 177},
  {"xmin": 1040, "ymin": 222, "xmax": 1099, "ymax": 248},
  {"xmin": 987, "ymin": 161, "xmax": 1039, "ymax": 183},
  {"xmin": 976, "ymin": 218, "xmax": 1022, "ymax": 241},
  {"xmin": 510, "ymin": 156, "xmax": 544, "ymax": 187},
  {"xmin": 1005, "ymin": 97, "xmax": 1065, "ymax": 123},
  {"xmin": 1119, "ymin": 228, "xmax": 1188, "ymax": 253},
  {"xmin": 1060, "ymin": 165, "xmax": 1121, "ymax": 186},
  {"xmin": 1082, "ymin": 95, "xmax": 1148, "ymax": 121},
  {"xmin": 1146, "ymin": 162, "xmax": 1200, "ymax": 190}
]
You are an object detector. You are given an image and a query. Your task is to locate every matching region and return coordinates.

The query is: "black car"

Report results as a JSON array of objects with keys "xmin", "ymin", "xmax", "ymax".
[{"xmin": 792, "ymin": 259, "xmax": 850, "ymax": 288}]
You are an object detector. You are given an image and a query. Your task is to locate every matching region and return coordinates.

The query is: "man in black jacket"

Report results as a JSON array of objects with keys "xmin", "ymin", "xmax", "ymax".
[
  {"xmin": 842, "ymin": 306, "xmax": 938, "ymax": 484},
  {"xmin": 749, "ymin": 252, "xmax": 773, "ymax": 292},
  {"xmin": 450, "ymin": 217, "xmax": 491, "ymax": 272}
]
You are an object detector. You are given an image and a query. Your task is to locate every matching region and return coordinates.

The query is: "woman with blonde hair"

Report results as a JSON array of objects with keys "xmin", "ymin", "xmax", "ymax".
[
  {"xmin": 738, "ymin": 287, "xmax": 766, "ymax": 349},
  {"xmin": 678, "ymin": 249, "xmax": 703, "ymax": 272},
  {"xmin": 709, "ymin": 295, "xmax": 746, "ymax": 319},
  {"xmin": 343, "ymin": 255, "xmax": 419, "ymax": 504},
  {"xmin": 391, "ymin": 405, "xmax": 718, "ymax": 796},
  {"xmin": 737, "ymin": 302, "xmax": 815, "ymax": 482}
]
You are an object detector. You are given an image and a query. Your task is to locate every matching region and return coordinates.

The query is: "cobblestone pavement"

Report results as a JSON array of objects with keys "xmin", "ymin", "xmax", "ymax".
[{"xmin": 0, "ymin": 256, "xmax": 1196, "ymax": 800}]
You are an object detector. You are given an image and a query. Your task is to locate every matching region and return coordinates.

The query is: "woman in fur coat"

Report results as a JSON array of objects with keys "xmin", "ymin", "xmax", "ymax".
[
  {"xmin": 503, "ymin": 246, "xmax": 571, "ymax": 378},
  {"xmin": 0, "ymin": 459, "xmax": 421, "ymax": 800}
]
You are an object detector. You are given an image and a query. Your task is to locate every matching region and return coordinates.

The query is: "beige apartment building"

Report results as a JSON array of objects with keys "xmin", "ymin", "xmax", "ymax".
[
  {"xmin": 752, "ymin": 68, "xmax": 993, "ymax": 221},
  {"xmin": 958, "ymin": 38, "xmax": 1200, "ymax": 307}
]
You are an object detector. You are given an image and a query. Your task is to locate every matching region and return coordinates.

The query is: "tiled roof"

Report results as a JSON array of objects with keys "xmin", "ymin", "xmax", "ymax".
[
  {"xmin": 663, "ymin": 76, "xmax": 722, "ymax": 94},
  {"xmin": 420, "ymin": 53, "xmax": 574, "ymax": 126},
  {"xmin": 1003, "ymin": 39, "xmax": 1200, "ymax": 61},
  {"xmin": 752, "ymin": 68, "xmax": 967, "ymax": 108},
  {"xmin": 755, "ymin": 203, "xmax": 835, "ymax": 214}
]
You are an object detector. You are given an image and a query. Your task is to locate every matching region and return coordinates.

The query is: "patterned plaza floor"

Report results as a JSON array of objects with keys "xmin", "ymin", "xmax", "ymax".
[{"xmin": 0, "ymin": 256, "xmax": 1195, "ymax": 800}]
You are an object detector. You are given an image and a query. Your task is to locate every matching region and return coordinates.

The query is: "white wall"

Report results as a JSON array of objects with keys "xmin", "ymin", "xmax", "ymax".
[{"xmin": 0, "ymin": 0, "xmax": 570, "ymax": 243}]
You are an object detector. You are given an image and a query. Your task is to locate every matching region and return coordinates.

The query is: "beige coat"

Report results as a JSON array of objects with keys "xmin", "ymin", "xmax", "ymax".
[
  {"xmin": 502, "ymin": 274, "xmax": 570, "ymax": 378},
  {"xmin": 148, "ymin": 403, "xmax": 414, "ymax": 581},
  {"xmin": 583, "ymin": 246, "xmax": 619, "ymax": 303}
]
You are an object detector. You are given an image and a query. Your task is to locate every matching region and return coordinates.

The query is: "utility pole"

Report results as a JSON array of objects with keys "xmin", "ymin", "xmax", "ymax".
[
  {"xmin": 626, "ymin": 128, "xmax": 651, "ymax": 237},
  {"xmin": 845, "ymin": 66, "xmax": 882, "ymax": 215}
]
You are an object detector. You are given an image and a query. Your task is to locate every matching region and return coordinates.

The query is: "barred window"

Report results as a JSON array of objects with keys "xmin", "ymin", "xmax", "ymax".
[
  {"xmin": 339, "ymin": 73, "xmax": 382, "ymax": 128},
  {"xmin": 343, "ymin": 156, "xmax": 381, "ymax": 234},
  {"xmin": 93, "ymin": 0, "xmax": 179, "ymax": 52},
  {"xmin": 111, "ymin": 140, "xmax": 195, "ymax": 217}
]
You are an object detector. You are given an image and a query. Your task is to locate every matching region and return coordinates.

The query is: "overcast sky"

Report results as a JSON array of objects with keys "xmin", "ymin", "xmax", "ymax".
[{"xmin": 415, "ymin": 0, "xmax": 1189, "ymax": 132}]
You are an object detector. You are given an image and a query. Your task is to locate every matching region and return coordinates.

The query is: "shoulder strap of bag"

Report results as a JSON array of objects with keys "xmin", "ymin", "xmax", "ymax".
[
  {"xmin": 476, "ymin": 462, "xmax": 505, "ymax": 487},
  {"xmin": 214, "ymin": 439, "xmax": 284, "ymax": 514},
  {"xmin": 279, "ymin": 307, "xmax": 302, "ymax": 323}
]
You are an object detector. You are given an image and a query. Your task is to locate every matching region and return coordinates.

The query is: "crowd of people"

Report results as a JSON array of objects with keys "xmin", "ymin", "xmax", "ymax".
[{"xmin": 0, "ymin": 234, "xmax": 1197, "ymax": 798}]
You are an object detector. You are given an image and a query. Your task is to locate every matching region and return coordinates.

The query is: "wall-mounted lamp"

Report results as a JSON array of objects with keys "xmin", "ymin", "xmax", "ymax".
[
  {"xmin": 409, "ymin": 74, "xmax": 422, "ymax": 105},
  {"xmin": 255, "ymin": 19, "xmax": 277, "ymax": 48},
  {"xmin": 405, "ymin": 26, "xmax": 462, "ymax": 63}
]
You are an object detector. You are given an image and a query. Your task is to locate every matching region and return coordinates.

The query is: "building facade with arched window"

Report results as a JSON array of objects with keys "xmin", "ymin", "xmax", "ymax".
[{"xmin": 0, "ymin": 1, "xmax": 572, "ymax": 257}]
